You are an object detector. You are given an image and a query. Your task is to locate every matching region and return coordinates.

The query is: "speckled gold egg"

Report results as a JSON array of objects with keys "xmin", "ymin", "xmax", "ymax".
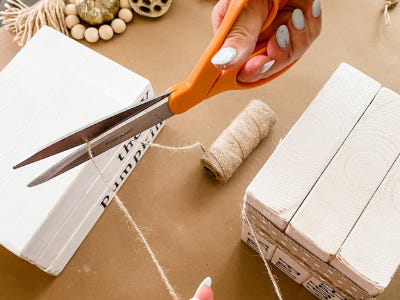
[{"xmin": 76, "ymin": 0, "xmax": 120, "ymax": 25}]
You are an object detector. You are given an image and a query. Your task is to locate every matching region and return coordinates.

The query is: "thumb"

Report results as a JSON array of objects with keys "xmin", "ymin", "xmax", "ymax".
[
  {"xmin": 190, "ymin": 277, "xmax": 214, "ymax": 300},
  {"xmin": 211, "ymin": 0, "xmax": 271, "ymax": 69}
]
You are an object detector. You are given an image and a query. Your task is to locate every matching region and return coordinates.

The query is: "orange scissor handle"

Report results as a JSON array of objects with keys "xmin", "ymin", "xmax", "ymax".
[{"xmin": 168, "ymin": 0, "xmax": 289, "ymax": 114}]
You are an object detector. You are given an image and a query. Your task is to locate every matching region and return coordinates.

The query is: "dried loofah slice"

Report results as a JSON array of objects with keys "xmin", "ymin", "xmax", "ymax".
[{"xmin": 129, "ymin": 0, "xmax": 173, "ymax": 18}]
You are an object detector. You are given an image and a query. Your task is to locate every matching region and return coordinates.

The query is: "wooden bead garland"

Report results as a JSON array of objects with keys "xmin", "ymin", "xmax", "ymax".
[{"xmin": 65, "ymin": 0, "xmax": 133, "ymax": 43}]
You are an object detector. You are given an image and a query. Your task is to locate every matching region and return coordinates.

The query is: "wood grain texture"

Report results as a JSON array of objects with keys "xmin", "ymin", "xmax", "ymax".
[
  {"xmin": 287, "ymin": 88, "xmax": 400, "ymax": 263},
  {"xmin": 246, "ymin": 63, "xmax": 381, "ymax": 230},
  {"xmin": 331, "ymin": 153, "xmax": 400, "ymax": 296}
]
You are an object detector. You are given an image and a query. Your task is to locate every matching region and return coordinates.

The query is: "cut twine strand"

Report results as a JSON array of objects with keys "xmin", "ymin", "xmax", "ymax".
[
  {"xmin": 241, "ymin": 205, "xmax": 283, "ymax": 300},
  {"xmin": 384, "ymin": 0, "xmax": 399, "ymax": 25},
  {"xmin": 87, "ymin": 137, "xmax": 283, "ymax": 300},
  {"xmin": 143, "ymin": 141, "xmax": 205, "ymax": 153},
  {"xmin": 85, "ymin": 98, "xmax": 281, "ymax": 300},
  {"xmin": 87, "ymin": 142, "xmax": 181, "ymax": 300}
]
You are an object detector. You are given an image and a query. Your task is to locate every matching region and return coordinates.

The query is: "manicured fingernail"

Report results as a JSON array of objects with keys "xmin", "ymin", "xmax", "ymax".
[
  {"xmin": 312, "ymin": 0, "xmax": 321, "ymax": 18},
  {"xmin": 211, "ymin": 47, "xmax": 237, "ymax": 65},
  {"xmin": 276, "ymin": 25, "xmax": 289, "ymax": 48},
  {"xmin": 292, "ymin": 9, "xmax": 304, "ymax": 30},
  {"xmin": 195, "ymin": 276, "xmax": 212, "ymax": 295},
  {"xmin": 260, "ymin": 60, "xmax": 275, "ymax": 74}
]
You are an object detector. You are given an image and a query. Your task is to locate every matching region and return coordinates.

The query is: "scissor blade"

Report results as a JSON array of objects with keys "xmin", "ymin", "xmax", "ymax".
[
  {"xmin": 14, "ymin": 91, "xmax": 172, "ymax": 169},
  {"xmin": 28, "ymin": 96, "xmax": 174, "ymax": 187}
]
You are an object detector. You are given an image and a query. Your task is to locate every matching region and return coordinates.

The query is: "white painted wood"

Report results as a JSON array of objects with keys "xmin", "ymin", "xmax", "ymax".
[
  {"xmin": 271, "ymin": 248, "xmax": 311, "ymax": 284},
  {"xmin": 246, "ymin": 63, "xmax": 381, "ymax": 230},
  {"xmin": 303, "ymin": 276, "xmax": 347, "ymax": 300},
  {"xmin": 36, "ymin": 125, "xmax": 163, "ymax": 272},
  {"xmin": 241, "ymin": 222, "xmax": 277, "ymax": 260},
  {"xmin": 330, "ymin": 152, "xmax": 400, "ymax": 296},
  {"xmin": 0, "ymin": 27, "xmax": 153, "ymax": 273},
  {"xmin": 287, "ymin": 88, "xmax": 400, "ymax": 263}
]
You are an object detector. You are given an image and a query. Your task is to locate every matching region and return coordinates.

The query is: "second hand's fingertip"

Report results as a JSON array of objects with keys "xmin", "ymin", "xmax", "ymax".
[{"xmin": 196, "ymin": 276, "xmax": 212, "ymax": 293}]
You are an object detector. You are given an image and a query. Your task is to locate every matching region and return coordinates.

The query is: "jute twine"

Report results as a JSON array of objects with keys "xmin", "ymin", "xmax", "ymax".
[
  {"xmin": 242, "ymin": 205, "xmax": 283, "ymax": 300},
  {"xmin": 201, "ymin": 99, "xmax": 277, "ymax": 182},
  {"xmin": 0, "ymin": 0, "xmax": 67, "ymax": 46},
  {"xmin": 87, "ymin": 145, "xmax": 181, "ymax": 300},
  {"xmin": 384, "ymin": 0, "xmax": 399, "ymax": 25},
  {"xmin": 84, "ymin": 99, "xmax": 281, "ymax": 299}
]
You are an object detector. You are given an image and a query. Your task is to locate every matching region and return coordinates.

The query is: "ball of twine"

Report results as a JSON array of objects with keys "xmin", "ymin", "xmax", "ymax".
[{"xmin": 201, "ymin": 100, "xmax": 277, "ymax": 182}]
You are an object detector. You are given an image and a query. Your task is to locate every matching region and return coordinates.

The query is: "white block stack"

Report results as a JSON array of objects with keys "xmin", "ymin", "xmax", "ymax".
[
  {"xmin": 242, "ymin": 63, "xmax": 400, "ymax": 299},
  {"xmin": 0, "ymin": 27, "xmax": 162, "ymax": 275}
]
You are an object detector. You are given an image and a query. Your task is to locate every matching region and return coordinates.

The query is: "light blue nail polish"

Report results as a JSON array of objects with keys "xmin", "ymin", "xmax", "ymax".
[
  {"xmin": 260, "ymin": 60, "xmax": 275, "ymax": 74},
  {"xmin": 195, "ymin": 276, "xmax": 212, "ymax": 295},
  {"xmin": 312, "ymin": 0, "xmax": 321, "ymax": 18},
  {"xmin": 211, "ymin": 47, "xmax": 237, "ymax": 65},
  {"xmin": 276, "ymin": 25, "xmax": 289, "ymax": 48},
  {"xmin": 292, "ymin": 9, "xmax": 305, "ymax": 30}
]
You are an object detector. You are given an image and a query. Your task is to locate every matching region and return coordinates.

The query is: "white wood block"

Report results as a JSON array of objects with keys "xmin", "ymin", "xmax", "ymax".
[
  {"xmin": 287, "ymin": 88, "xmax": 400, "ymax": 262},
  {"xmin": 246, "ymin": 63, "xmax": 381, "ymax": 230},
  {"xmin": 303, "ymin": 277, "xmax": 348, "ymax": 300},
  {"xmin": 241, "ymin": 222, "xmax": 276, "ymax": 260},
  {"xmin": 0, "ymin": 26, "xmax": 155, "ymax": 273},
  {"xmin": 271, "ymin": 248, "xmax": 311, "ymax": 284},
  {"xmin": 37, "ymin": 125, "xmax": 163, "ymax": 271},
  {"xmin": 330, "ymin": 152, "xmax": 400, "ymax": 296}
]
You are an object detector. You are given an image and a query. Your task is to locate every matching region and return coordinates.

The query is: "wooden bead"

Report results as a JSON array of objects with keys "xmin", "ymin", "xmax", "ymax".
[
  {"xmin": 118, "ymin": 8, "xmax": 133, "ymax": 23},
  {"xmin": 65, "ymin": 15, "xmax": 80, "ymax": 29},
  {"xmin": 111, "ymin": 18, "xmax": 126, "ymax": 34},
  {"xmin": 65, "ymin": 3, "xmax": 77, "ymax": 15},
  {"xmin": 68, "ymin": 0, "xmax": 75, "ymax": 4},
  {"xmin": 84, "ymin": 27, "xmax": 100, "ymax": 43},
  {"xmin": 71, "ymin": 24, "xmax": 86, "ymax": 40},
  {"xmin": 119, "ymin": 0, "xmax": 130, "ymax": 9},
  {"xmin": 99, "ymin": 25, "xmax": 114, "ymax": 40}
]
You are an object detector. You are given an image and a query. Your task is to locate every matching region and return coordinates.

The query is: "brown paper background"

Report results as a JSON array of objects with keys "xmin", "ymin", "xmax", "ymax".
[{"xmin": 0, "ymin": 1, "xmax": 399, "ymax": 299}]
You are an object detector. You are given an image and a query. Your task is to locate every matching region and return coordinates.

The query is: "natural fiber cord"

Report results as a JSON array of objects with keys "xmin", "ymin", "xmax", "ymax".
[
  {"xmin": 0, "ymin": 0, "xmax": 67, "ymax": 46},
  {"xmin": 201, "ymin": 100, "xmax": 277, "ymax": 182}
]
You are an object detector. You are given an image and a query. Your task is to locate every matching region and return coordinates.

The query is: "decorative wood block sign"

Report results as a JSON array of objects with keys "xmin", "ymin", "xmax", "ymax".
[
  {"xmin": 243, "ymin": 64, "xmax": 400, "ymax": 299},
  {"xmin": 245, "ymin": 63, "xmax": 381, "ymax": 230},
  {"xmin": 0, "ymin": 26, "xmax": 161, "ymax": 275}
]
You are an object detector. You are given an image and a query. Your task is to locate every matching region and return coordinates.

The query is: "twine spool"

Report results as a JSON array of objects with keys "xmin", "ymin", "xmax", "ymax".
[{"xmin": 201, "ymin": 100, "xmax": 277, "ymax": 182}]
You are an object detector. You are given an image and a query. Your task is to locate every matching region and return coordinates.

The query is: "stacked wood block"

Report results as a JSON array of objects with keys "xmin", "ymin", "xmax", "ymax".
[
  {"xmin": 242, "ymin": 63, "xmax": 400, "ymax": 299},
  {"xmin": 0, "ymin": 27, "xmax": 162, "ymax": 275}
]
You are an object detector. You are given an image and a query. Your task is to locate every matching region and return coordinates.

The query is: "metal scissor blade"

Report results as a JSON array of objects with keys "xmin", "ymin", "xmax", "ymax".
[
  {"xmin": 27, "ymin": 96, "xmax": 174, "ymax": 187},
  {"xmin": 14, "ymin": 91, "xmax": 172, "ymax": 169}
]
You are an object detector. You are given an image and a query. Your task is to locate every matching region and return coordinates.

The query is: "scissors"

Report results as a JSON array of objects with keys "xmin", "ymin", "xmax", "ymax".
[{"xmin": 15, "ymin": 0, "xmax": 294, "ymax": 187}]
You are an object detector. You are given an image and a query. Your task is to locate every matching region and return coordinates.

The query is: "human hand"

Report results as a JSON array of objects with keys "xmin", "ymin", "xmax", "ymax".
[
  {"xmin": 211, "ymin": 0, "xmax": 322, "ymax": 83},
  {"xmin": 190, "ymin": 277, "xmax": 214, "ymax": 300}
]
